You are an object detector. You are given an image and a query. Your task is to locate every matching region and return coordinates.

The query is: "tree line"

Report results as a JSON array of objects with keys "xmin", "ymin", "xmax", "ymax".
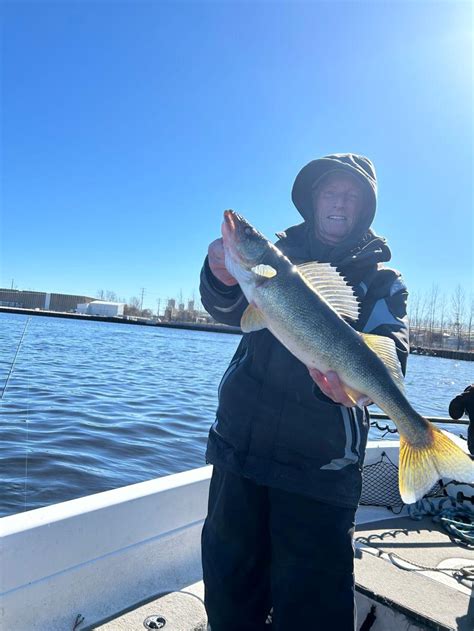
[{"xmin": 408, "ymin": 284, "xmax": 473, "ymax": 351}]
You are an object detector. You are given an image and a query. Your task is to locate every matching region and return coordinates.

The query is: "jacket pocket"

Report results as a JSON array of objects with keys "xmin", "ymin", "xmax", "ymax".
[
  {"xmin": 273, "ymin": 399, "xmax": 359, "ymax": 470},
  {"xmin": 215, "ymin": 361, "xmax": 261, "ymax": 452}
]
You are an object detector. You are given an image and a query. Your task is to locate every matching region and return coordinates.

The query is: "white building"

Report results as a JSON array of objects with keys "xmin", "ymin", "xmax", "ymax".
[{"xmin": 76, "ymin": 301, "xmax": 125, "ymax": 317}]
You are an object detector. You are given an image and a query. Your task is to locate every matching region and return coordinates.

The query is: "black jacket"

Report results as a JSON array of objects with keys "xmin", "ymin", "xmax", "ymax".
[{"xmin": 200, "ymin": 223, "xmax": 409, "ymax": 508}]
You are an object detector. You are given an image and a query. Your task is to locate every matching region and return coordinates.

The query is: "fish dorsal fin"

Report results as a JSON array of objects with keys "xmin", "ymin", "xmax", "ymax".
[
  {"xmin": 296, "ymin": 262, "xmax": 360, "ymax": 321},
  {"xmin": 361, "ymin": 333, "xmax": 405, "ymax": 393},
  {"xmin": 251, "ymin": 264, "xmax": 277, "ymax": 278},
  {"xmin": 241, "ymin": 304, "xmax": 267, "ymax": 333}
]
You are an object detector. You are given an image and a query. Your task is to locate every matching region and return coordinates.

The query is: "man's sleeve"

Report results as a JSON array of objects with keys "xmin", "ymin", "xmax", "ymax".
[
  {"xmin": 199, "ymin": 256, "xmax": 248, "ymax": 327},
  {"xmin": 360, "ymin": 272, "xmax": 410, "ymax": 375}
]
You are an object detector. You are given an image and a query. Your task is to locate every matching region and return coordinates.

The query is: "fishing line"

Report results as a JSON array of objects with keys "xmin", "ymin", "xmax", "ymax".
[
  {"xmin": 24, "ymin": 338, "xmax": 30, "ymax": 512},
  {"xmin": 0, "ymin": 316, "xmax": 31, "ymax": 401}
]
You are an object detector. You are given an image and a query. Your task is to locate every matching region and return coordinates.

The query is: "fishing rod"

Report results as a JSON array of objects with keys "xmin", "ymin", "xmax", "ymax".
[
  {"xmin": 370, "ymin": 412, "xmax": 469, "ymax": 426},
  {"xmin": 0, "ymin": 317, "xmax": 32, "ymax": 510},
  {"xmin": 0, "ymin": 317, "xmax": 31, "ymax": 401}
]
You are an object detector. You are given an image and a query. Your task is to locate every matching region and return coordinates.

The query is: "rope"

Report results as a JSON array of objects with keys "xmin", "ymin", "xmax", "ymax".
[
  {"xmin": 386, "ymin": 552, "xmax": 474, "ymax": 583},
  {"xmin": 356, "ymin": 495, "xmax": 474, "ymax": 588},
  {"xmin": 356, "ymin": 534, "xmax": 474, "ymax": 586},
  {"xmin": 409, "ymin": 496, "xmax": 474, "ymax": 548},
  {"xmin": 72, "ymin": 614, "xmax": 85, "ymax": 630},
  {"xmin": 369, "ymin": 420, "xmax": 398, "ymax": 437}
]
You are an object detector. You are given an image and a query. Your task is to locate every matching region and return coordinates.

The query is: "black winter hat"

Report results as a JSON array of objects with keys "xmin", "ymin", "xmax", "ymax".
[{"xmin": 291, "ymin": 153, "xmax": 378, "ymax": 224}]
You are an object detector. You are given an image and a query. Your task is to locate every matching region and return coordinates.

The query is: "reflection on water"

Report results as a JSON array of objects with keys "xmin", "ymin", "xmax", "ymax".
[{"xmin": 0, "ymin": 312, "xmax": 471, "ymax": 516}]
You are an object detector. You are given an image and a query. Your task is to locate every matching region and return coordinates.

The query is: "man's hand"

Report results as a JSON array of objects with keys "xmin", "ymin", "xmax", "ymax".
[
  {"xmin": 208, "ymin": 238, "xmax": 238, "ymax": 286},
  {"xmin": 308, "ymin": 368, "xmax": 371, "ymax": 408}
]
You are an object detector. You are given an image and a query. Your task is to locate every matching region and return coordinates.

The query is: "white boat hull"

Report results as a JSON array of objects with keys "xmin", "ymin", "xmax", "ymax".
[
  {"xmin": 1, "ymin": 435, "xmax": 472, "ymax": 631},
  {"xmin": 1, "ymin": 467, "xmax": 209, "ymax": 631}
]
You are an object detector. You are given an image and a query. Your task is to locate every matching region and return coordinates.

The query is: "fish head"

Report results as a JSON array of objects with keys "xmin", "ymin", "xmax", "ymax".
[{"xmin": 222, "ymin": 210, "xmax": 269, "ymax": 271}]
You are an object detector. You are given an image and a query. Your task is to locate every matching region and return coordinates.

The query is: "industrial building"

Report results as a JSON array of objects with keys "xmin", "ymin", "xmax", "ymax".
[
  {"xmin": 163, "ymin": 298, "xmax": 212, "ymax": 324},
  {"xmin": 76, "ymin": 301, "xmax": 125, "ymax": 317},
  {"xmin": 0, "ymin": 289, "xmax": 95, "ymax": 313}
]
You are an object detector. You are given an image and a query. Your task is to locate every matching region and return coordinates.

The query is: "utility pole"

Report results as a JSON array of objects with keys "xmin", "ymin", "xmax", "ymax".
[
  {"xmin": 140, "ymin": 288, "xmax": 145, "ymax": 311},
  {"xmin": 157, "ymin": 298, "xmax": 161, "ymax": 317}
]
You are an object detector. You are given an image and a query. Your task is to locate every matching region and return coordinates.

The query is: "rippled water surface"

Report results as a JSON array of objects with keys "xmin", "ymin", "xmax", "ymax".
[{"xmin": 1, "ymin": 312, "xmax": 472, "ymax": 516}]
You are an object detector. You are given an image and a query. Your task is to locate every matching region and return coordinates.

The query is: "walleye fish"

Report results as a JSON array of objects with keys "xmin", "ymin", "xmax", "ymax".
[{"xmin": 221, "ymin": 209, "xmax": 474, "ymax": 504}]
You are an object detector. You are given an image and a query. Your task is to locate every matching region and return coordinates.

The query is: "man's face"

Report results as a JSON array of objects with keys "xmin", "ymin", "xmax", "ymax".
[{"xmin": 312, "ymin": 172, "xmax": 365, "ymax": 244}]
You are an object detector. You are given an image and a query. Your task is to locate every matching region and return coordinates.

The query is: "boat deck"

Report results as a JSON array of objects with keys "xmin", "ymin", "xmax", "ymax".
[
  {"xmin": 90, "ymin": 506, "xmax": 474, "ymax": 631},
  {"xmin": 354, "ymin": 514, "xmax": 474, "ymax": 630},
  {"xmin": 92, "ymin": 581, "xmax": 206, "ymax": 631}
]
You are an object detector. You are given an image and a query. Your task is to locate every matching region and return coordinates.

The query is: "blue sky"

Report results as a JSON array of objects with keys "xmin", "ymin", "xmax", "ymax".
[{"xmin": 1, "ymin": 1, "xmax": 472, "ymax": 312}]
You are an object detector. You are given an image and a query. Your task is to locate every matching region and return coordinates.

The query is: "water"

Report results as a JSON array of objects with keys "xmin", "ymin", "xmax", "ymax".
[{"xmin": 0, "ymin": 312, "xmax": 472, "ymax": 517}]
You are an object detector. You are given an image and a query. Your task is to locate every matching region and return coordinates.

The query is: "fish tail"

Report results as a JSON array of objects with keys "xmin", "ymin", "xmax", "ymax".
[{"xmin": 399, "ymin": 426, "xmax": 474, "ymax": 504}]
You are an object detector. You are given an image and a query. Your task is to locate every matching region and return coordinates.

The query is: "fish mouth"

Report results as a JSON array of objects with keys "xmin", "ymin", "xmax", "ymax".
[
  {"xmin": 223, "ymin": 209, "xmax": 248, "ymax": 232},
  {"xmin": 221, "ymin": 209, "xmax": 266, "ymax": 269},
  {"xmin": 222, "ymin": 209, "xmax": 237, "ymax": 246},
  {"xmin": 222, "ymin": 209, "xmax": 249, "ymax": 243},
  {"xmin": 223, "ymin": 209, "xmax": 236, "ymax": 233}
]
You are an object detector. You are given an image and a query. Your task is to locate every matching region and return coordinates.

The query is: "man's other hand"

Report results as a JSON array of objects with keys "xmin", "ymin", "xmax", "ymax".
[
  {"xmin": 308, "ymin": 368, "xmax": 371, "ymax": 408},
  {"xmin": 208, "ymin": 238, "xmax": 238, "ymax": 286}
]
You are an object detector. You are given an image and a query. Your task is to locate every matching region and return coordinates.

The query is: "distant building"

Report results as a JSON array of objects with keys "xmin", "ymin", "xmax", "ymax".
[
  {"xmin": 76, "ymin": 301, "xmax": 125, "ymax": 317},
  {"xmin": 0, "ymin": 289, "xmax": 95, "ymax": 313},
  {"xmin": 161, "ymin": 294, "xmax": 213, "ymax": 324}
]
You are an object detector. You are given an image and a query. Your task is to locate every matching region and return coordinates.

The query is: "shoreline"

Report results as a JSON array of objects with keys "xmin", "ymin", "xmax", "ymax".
[
  {"xmin": 409, "ymin": 345, "xmax": 473, "ymax": 362},
  {"xmin": 2, "ymin": 306, "xmax": 473, "ymax": 360},
  {"xmin": 0, "ymin": 306, "xmax": 241, "ymax": 335}
]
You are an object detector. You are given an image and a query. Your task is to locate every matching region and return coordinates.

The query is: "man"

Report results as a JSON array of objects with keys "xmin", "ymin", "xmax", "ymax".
[
  {"xmin": 449, "ymin": 385, "xmax": 474, "ymax": 456},
  {"xmin": 199, "ymin": 154, "xmax": 409, "ymax": 631}
]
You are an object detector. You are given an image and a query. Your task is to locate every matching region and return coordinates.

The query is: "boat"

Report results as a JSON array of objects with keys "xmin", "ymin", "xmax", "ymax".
[{"xmin": 1, "ymin": 417, "xmax": 473, "ymax": 631}]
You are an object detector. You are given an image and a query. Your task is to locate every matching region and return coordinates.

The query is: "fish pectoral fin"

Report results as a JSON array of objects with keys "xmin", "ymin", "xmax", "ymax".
[
  {"xmin": 296, "ymin": 261, "xmax": 359, "ymax": 321},
  {"xmin": 399, "ymin": 429, "xmax": 474, "ymax": 504},
  {"xmin": 342, "ymin": 384, "xmax": 369, "ymax": 407},
  {"xmin": 251, "ymin": 264, "xmax": 277, "ymax": 278},
  {"xmin": 240, "ymin": 304, "xmax": 267, "ymax": 333},
  {"xmin": 361, "ymin": 332, "xmax": 405, "ymax": 393}
]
